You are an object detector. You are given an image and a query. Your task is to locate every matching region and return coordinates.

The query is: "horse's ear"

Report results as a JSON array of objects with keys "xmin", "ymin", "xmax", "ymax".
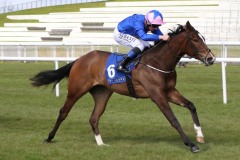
[{"xmin": 186, "ymin": 21, "xmax": 194, "ymax": 31}]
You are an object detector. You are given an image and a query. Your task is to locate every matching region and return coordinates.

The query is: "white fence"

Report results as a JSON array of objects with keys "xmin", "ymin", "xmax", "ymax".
[
  {"xmin": 0, "ymin": 0, "xmax": 105, "ymax": 13},
  {"xmin": 0, "ymin": 41, "xmax": 239, "ymax": 104}
]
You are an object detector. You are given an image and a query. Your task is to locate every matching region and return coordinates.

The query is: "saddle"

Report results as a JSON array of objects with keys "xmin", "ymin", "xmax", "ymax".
[{"xmin": 105, "ymin": 53, "xmax": 140, "ymax": 98}]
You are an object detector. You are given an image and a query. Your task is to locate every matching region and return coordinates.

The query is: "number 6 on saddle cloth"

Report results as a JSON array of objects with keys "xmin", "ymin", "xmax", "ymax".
[{"xmin": 105, "ymin": 53, "xmax": 138, "ymax": 98}]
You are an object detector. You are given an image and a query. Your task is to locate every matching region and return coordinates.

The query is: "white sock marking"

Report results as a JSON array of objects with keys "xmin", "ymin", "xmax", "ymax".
[
  {"xmin": 194, "ymin": 124, "xmax": 204, "ymax": 138},
  {"xmin": 95, "ymin": 134, "xmax": 104, "ymax": 146}
]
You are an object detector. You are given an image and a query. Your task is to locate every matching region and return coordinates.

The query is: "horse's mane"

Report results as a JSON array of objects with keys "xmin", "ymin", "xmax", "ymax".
[
  {"xmin": 154, "ymin": 24, "xmax": 185, "ymax": 46},
  {"xmin": 168, "ymin": 24, "xmax": 185, "ymax": 36}
]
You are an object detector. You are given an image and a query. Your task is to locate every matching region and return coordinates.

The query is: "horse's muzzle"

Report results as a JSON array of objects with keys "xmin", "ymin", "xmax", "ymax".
[{"xmin": 203, "ymin": 51, "xmax": 216, "ymax": 66}]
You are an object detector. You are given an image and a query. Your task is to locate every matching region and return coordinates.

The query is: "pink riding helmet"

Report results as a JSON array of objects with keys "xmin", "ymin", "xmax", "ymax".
[{"xmin": 145, "ymin": 10, "xmax": 166, "ymax": 25}]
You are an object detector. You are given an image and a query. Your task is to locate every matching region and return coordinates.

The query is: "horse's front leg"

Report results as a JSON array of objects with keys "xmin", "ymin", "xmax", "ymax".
[
  {"xmin": 150, "ymin": 92, "xmax": 199, "ymax": 152},
  {"xmin": 167, "ymin": 88, "xmax": 205, "ymax": 143}
]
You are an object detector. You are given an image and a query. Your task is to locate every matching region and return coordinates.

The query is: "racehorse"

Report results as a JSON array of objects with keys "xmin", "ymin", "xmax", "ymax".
[{"xmin": 30, "ymin": 21, "xmax": 215, "ymax": 152}]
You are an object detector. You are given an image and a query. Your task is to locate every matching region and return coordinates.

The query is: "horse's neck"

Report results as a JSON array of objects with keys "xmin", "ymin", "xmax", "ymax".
[{"xmin": 145, "ymin": 37, "xmax": 186, "ymax": 71}]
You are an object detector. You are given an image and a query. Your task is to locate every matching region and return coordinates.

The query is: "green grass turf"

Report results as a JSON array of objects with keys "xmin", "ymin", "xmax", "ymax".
[
  {"xmin": 0, "ymin": 0, "xmax": 239, "ymax": 159},
  {"xmin": 0, "ymin": 61, "xmax": 239, "ymax": 160}
]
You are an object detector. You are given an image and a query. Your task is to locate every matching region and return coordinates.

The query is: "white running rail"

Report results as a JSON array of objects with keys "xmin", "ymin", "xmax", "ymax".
[{"xmin": 0, "ymin": 41, "xmax": 239, "ymax": 104}]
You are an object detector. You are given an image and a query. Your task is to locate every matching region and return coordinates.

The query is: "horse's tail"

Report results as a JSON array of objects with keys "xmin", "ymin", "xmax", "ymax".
[{"xmin": 30, "ymin": 60, "xmax": 76, "ymax": 87}]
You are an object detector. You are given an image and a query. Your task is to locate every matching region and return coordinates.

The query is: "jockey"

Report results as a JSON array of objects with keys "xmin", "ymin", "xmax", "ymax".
[{"xmin": 113, "ymin": 10, "xmax": 170, "ymax": 73}]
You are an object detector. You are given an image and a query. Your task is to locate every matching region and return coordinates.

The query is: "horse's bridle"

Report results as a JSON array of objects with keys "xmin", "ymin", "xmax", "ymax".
[
  {"xmin": 185, "ymin": 30, "xmax": 214, "ymax": 64},
  {"xmin": 136, "ymin": 29, "xmax": 214, "ymax": 73}
]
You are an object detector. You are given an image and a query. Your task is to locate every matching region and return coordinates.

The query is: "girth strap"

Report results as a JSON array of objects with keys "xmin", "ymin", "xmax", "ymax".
[{"xmin": 125, "ymin": 74, "xmax": 138, "ymax": 99}]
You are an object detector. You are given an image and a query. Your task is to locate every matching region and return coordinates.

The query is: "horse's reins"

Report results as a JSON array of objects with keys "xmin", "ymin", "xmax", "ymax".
[
  {"xmin": 134, "ymin": 37, "xmax": 176, "ymax": 74},
  {"xmin": 134, "ymin": 39, "xmax": 164, "ymax": 59},
  {"xmin": 134, "ymin": 27, "xmax": 213, "ymax": 73}
]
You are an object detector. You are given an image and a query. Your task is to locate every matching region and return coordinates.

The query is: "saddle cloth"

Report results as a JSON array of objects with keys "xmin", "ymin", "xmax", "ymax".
[{"xmin": 105, "ymin": 53, "xmax": 135, "ymax": 85}]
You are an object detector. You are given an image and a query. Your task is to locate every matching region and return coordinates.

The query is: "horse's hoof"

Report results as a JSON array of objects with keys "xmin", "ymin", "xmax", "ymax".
[
  {"xmin": 43, "ymin": 139, "xmax": 52, "ymax": 143},
  {"xmin": 190, "ymin": 146, "xmax": 200, "ymax": 153},
  {"xmin": 98, "ymin": 143, "xmax": 110, "ymax": 146},
  {"xmin": 197, "ymin": 137, "xmax": 205, "ymax": 143}
]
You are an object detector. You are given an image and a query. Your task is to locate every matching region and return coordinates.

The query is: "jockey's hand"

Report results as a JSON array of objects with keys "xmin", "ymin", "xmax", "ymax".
[{"xmin": 159, "ymin": 35, "xmax": 170, "ymax": 41}]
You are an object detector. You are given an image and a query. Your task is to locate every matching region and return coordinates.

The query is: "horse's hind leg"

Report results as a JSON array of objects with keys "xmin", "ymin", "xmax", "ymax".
[
  {"xmin": 167, "ymin": 89, "xmax": 205, "ymax": 143},
  {"xmin": 89, "ymin": 85, "xmax": 113, "ymax": 146},
  {"xmin": 45, "ymin": 79, "xmax": 91, "ymax": 142},
  {"xmin": 45, "ymin": 95, "xmax": 79, "ymax": 142}
]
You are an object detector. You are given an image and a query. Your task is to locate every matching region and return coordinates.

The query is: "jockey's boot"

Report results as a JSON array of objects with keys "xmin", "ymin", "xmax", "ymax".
[
  {"xmin": 117, "ymin": 56, "xmax": 132, "ymax": 73},
  {"xmin": 117, "ymin": 47, "xmax": 141, "ymax": 73}
]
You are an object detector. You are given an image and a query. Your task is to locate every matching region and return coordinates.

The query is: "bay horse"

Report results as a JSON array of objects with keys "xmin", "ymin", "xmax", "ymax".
[{"xmin": 30, "ymin": 21, "xmax": 215, "ymax": 152}]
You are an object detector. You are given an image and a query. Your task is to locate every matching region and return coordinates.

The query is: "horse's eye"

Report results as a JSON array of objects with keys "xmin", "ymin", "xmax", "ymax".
[
  {"xmin": 193, "ymin": 38, "xmax": 198, "ymax": 42},
  {"xmin": 189, "ymin": 35, "xmax": 198, "ymax": 42}
]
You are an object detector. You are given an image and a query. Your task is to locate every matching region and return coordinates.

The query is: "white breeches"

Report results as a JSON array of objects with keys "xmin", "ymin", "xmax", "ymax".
[{"xmin": 113, "ymin": 28, "xmax": 151, "ymax": 51}]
